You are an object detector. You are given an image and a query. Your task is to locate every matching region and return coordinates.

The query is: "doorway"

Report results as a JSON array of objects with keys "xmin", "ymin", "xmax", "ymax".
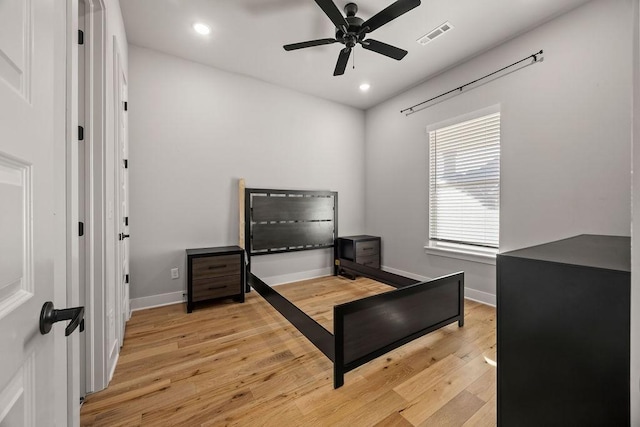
[{"xmin": 77, "ymin": 0, "xmax": 110, "ymax": 397}]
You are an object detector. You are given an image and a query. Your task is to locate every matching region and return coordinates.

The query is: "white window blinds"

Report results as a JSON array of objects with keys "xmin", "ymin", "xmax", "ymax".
[{"xmin": 429, "ymin": 112, "xmax": 500, "ymax": 248}]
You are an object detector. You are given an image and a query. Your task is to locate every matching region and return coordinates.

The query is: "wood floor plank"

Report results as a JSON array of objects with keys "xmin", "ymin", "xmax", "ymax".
[
  {"xmin": 399, "ymin": 354, "xmax": 493, "ymax": 425},
  {"xmin": 462, "ymin": 395, "xmax": 498, "ymax": 427},
  {"xmin": 422, "ymin": 390, "xmax": 486, "ymax": 427},
  {"xmin": 394, "ymin": 354, "xmax": 468, "ymax": 400},
  {"xmin": 80, "ymin": 276, "xmax": 496, "ymax": 426},
  {"xmin": 466, "ymin": 369, "xmax": 497, "ymax": 403},
  {"xmin": 374, "ymin": 412, "xmax": 414, "ymax": 427}
]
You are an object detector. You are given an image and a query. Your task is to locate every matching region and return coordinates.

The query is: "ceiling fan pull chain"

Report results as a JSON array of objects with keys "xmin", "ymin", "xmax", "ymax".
[{"xmin": 353, "ymin": 48, "xmax": 356, "ymax": 70}]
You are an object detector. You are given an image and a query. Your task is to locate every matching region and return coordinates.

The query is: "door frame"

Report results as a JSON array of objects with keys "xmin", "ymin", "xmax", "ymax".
[
  {"xmin": 57, "ymin": 0, "xmax": 81, "ymax": 424},
  {"xmin": 77, "ymin": 0, "xmax": 110, "ymax": 394},
  {"xmin": 52, "ymin": 0, "xmax": 72, "ymax": 424},
  {"xmin": 113, "ymin": 37, "xmax": 130, "ymax": 354}
]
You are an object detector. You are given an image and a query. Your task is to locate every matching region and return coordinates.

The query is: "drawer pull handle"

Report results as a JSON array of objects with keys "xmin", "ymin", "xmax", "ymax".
[
  {"xmin": 363, "ymin": 247, "xmax": 373, "ymax": 251},
  {"xmin": 207, "ymin": 285, "xmax": 227, "ymax": 290},
  {"xmin": 208, "ymin": 265, "xmax": 227, "ymax": 270}
]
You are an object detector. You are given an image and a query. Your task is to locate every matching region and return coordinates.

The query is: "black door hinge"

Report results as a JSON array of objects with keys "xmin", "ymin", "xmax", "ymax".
[
  {"xmin": 79, "ymin": 222, "xmax": 84, "ymax": 237},
  {"xmin": 123, "ymin": 159, "xmax": 128, "ymax": 169},
  {"xmin": 125, "ymin": 274, "xmax": 129, "ymax": 284},
  {"xmin": 78, "ymin": 126, "xmax": 84, "ymax": 141},
  {"xmin": 124, "ymin": 101, "xmax": 128, "ymax": 111},
  {"xmin": 78, "ymin": 30, "xmax": 84, "ymax": 45},
  {"xmin": 124, "ymin": 216, "xmax": 129, "ymax": 226}
]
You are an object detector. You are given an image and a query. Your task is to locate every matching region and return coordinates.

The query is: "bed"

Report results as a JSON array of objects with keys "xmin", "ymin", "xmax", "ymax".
[{"xmin": 244, "ymin": 187, "xmax": 464, "ymax": 388}]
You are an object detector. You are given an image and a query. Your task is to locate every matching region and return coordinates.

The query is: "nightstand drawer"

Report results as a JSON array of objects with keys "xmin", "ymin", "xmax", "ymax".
[
  {"xmin": 192, "ymin": 255, "xmax": 241, "ymax": 279},
  {"xmin": 356, "ymin": 240, "xmax": 379, "ymax": 257},
  {"xmin": 356, "ymin": 254, "xmax": 380, "ymax": 269},
  {"xmin": 192, "ymin": 275, "xmax": 241, "ymax": 301}
]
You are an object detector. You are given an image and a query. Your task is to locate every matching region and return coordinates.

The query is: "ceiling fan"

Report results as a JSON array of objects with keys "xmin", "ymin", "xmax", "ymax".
[{"xmin": 283, "ymin": 0, "xmax": 421, "ymax": 76}]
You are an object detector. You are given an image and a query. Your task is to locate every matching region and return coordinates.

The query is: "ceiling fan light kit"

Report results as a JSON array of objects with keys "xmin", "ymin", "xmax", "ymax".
[{"xmin": 283, "ymin": 0, "xmax": 421, "ymax": 76}]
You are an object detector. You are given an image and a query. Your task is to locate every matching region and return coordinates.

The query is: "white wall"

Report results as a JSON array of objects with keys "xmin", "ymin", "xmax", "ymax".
[
  {"xmin": 364, "ymin": 0, "xmax": 633, "ymax": 303},
  {"xmin": 128, "ymin": 45, "xmax": 365, "ymax": 304}
]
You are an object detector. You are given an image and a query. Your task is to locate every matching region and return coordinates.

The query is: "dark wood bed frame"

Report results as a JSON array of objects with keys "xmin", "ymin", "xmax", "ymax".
[{"xmin": 244, "ymin": 188, "xmax": 464, "ymax": 388}]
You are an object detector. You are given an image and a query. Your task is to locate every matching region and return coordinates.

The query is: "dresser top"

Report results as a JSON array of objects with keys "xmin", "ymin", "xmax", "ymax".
[
  {"xmin": 186, "ymin": 246, "xmax": 244, "ymax": 256},
  {"xmin": 499, "ymin": 234, "xmax": 630, "ymax": 272},
  {"xmin": 339, "ymin": 235, "xmax": 380, "ymax": 241}
]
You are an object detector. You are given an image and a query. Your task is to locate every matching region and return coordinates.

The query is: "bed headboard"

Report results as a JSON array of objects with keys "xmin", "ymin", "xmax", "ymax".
[{"xmin": 244, "ymin": 188, "xmax": 338, "ymax": 258}]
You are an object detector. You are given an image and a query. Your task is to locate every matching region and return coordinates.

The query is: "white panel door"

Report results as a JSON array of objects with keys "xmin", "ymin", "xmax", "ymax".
[
  {"xmin": 120, "ymin": 70, "xmax": 129, "ymax": 327},
  {"xmin": 0, "ymin": 0, "xmax": 67, "ymax": 425},
  {"xmin": 114, "ymin": 43, "xmax": 129, "ymax": 347}
]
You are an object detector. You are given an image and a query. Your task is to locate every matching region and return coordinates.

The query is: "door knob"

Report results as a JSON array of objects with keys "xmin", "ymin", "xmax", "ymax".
[{"xmin": 39, "ymin": 301, "xmax": 85, "ymax": 336}]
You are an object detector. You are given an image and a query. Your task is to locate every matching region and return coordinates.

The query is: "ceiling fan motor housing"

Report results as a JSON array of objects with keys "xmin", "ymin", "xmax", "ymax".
[
  {"xmin": 344, "ymin": 2, "xmax": 358, "ymax": 17},
  {"xmin": 335, "ymin": 15, "xmax": 365, "ymax": 46}
]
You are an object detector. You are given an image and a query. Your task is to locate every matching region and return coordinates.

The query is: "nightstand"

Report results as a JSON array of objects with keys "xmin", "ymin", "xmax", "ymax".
[
  {"xmin": 186, "ymin": 246, "xmax": 245, "ymax": 313},
  {"xmin": 337, "ymin": 235, "xmax": 381, "ymax": 268}
]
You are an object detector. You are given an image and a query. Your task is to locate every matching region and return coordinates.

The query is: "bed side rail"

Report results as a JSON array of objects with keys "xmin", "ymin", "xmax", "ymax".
[
  {"xmin": 248, "ymin": 272, "xmax": 335, "ymax": 361},
  {"xmin": 337, "ymin": 258, "xmax": 420, "ymax": 288}
]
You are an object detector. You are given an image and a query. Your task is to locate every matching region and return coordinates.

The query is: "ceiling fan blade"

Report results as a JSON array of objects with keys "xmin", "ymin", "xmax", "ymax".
[
  {"xmin": 361, "ymin": 39, "xmax": 407, "ymax": 60},
  {"xmin": 314, "ymin": 0, "xmax": 348, "ymax": 30},
  {"xmin": 333, "ymin": 48, "xmax": 351, "ymax": 76},
  {"xmin": 284, "ymin": 38, "xmax": 337, "ymax": 51},
  {"xmin": 362, "ymin": 0, "xmax": 421, "ymax": 33}
]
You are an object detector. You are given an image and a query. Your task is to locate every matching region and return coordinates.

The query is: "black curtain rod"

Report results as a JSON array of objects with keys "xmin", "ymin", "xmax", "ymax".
[{"xmin": 400, "ymin": 49, "xmax": 543, "ymax": 115}]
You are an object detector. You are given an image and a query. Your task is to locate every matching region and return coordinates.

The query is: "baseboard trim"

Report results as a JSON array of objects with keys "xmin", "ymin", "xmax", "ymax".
[
  {"xmin": 464, "ymin": 288, "xmax": 496, "ymax": 307},
  {"xmin": 108, "ymin": 351, "xmax": 119, "ymax": 383},
  {"xmin": 382, "ymin": 265, "xmax": 431, "ymax": 282},
  {"xmin": 264, "ymin": 268, "xmax": 334, "ymax": 287},
  {"xmin": 128, "ymin": 268, "xmax": 497, "ymax": 310},
  {"xmin": 383, "ymin": 265, "xmax": 495, "ymax": 306},
  {"xmin": 130, "ymin": 291, "xmax": 185, "ymax": 311}
]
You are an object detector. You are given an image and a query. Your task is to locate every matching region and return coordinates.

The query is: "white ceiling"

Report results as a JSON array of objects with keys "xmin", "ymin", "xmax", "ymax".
[{"xmin": 120, "ymin": 0, "xmax": 593, "ymax": 110}]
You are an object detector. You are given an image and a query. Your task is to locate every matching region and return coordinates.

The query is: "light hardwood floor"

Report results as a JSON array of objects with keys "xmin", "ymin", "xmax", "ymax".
[{"xmin": 80, "ymin": 276, "xmax": 496, "ymax": 426}]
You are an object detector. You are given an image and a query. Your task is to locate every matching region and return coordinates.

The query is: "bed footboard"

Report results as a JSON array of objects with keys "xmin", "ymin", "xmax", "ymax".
[{"xmin": 333, "ymin": 271, "xmax": 464, "ymax": 388}]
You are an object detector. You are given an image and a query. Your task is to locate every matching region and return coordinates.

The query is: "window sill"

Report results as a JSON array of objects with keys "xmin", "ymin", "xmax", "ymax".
[{"xmin": 424, "ymin": 241, "xmax": 497, "ymax": 265}]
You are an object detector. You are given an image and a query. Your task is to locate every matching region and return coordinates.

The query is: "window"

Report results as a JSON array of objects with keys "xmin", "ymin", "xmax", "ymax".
[{"xmin": 427, "ymin": 110, "xmax": 500, "ymax": 262}]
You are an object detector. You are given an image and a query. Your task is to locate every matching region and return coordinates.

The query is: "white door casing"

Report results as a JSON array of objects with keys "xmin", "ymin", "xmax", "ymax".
[
  {"xmin": 0, "ymin": 0, "xmax": 71, "ymax": 425},
  {"xmin": 78, "ymin": 0, "xmax": 88, "ymax": 402},
  {"xmin": 77, "ymin": 0, "xmax": 110, "ymax": 394}
]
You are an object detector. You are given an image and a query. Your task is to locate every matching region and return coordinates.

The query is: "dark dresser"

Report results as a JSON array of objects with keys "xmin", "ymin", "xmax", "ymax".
[
  {"xmin": 497, "ymin": 234, "xmax": 630, "ymax": 426},
  {"xmin": 186, "ymin": 246, "xmax": 245, "ymax": 313},
  {"xmin": 337, "ymin": 235, "xmax": 381, "ymax": 268}
]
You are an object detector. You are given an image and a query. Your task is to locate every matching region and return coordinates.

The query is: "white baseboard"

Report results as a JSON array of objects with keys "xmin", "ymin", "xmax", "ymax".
[
  {"xmin": 108, "ymin": 350, "xmax": 119, "ymax": 383},
  {"xmin": 264, "ymin": 268, "xmax": 333, "ymax": 287},
  {"xmin": 382, "ymin": 265, "xmax": 431, "ymax": 282},
  {"xmin": 130, "ymin": 291, "xmax": 185, "ymax": 311},
  {"xmin": 464, "ymin": 288, "xmax": 496, "ymax": 307},
  {"xmin": 383, "ymin": 265, "xmax": 496, "ymax": 307},
  {"xmin": 128, "ymin": 267, "xmax": 496, "ymax": 311}
]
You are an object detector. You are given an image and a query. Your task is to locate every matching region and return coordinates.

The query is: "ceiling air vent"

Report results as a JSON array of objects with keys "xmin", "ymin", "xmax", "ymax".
[{"xmin": 417, "ymin": 21, "xmax": 453, "ymax": 46}]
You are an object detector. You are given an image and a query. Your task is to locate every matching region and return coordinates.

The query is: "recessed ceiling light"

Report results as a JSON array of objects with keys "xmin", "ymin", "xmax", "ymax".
[
  {"xmin": 359, "ymin": 83, "xmax": 370, "ymax": 92},
  {"xmin": 193, "ymin": 23, "xmax": 211, "ymax": 36}
]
